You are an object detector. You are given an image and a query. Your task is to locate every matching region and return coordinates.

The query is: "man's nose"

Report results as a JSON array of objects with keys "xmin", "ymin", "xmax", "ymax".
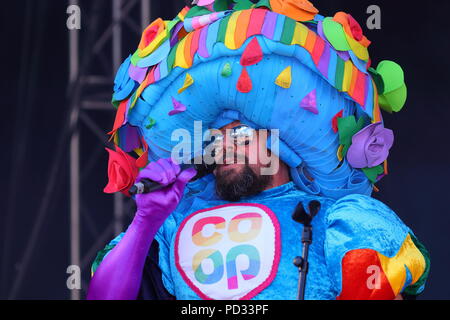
[
  {"xmin": 222, "ymin": 133, "xmax": 235, "ymax": 150},
  {"xmin": 215, "ymin": 133, "xmax": 235, "ymax": 163},
  {"xmin": 223, "ymin": 134, "xmax": 236, "ymax": 153}
]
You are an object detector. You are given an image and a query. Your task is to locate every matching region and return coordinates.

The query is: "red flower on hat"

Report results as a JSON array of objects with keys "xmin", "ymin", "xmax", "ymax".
[
  {"xmin": 347, "ymin": 14, "xmax": 363, "ymax": 41},
  {"xmin": 138, "ymin": 18, "xmax": 168, "ymax": 58},
  {"xmin": 104, "ymin": 146, "xmax": 139, "ymax": 197},
  {"xmin": 333, "ymin": 12, "xmax": 371, "ymax": 48},
  {"xmin": 139, "ymin": 18, "xmax": 164, "ymax": 48}
]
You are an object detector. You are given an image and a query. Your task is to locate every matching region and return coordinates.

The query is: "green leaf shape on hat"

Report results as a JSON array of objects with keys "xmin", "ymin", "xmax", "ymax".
[
  {"xmin": 214, "ymin": 0, "xmax": 234, "ymax": 12},
  {"xmin": 221, "ymin": 62, "xmax": 233, "ymax": 77},
  {"xmin": 131, "ymin": 49, "xmax": 141, "ymax": 66},
  {"xmin": 233, "ymin": 0, "xmax": 254, "ymax": 10},
  {"xmin": 186, "ymin": 5, "xmax": 212, "ymax": 19},
  {"xmin": 337, "ymin": 115, "xmax": 366, "ymax": 156},
  {"xmin": 322, "ymin": 17, "xmax": 351, "ymax": 51},
  {"xmin": 368, "ymin": 67, "xmax": 385, "ymax": 95},
  {"xmin": 376, "ymin": 60, "xmax": 404, "ymax": 93},
  {"xmin": 362, "ymin": 165, "xmax": 384, "ymax": 183},
  {"xmin": 145, "ymin": 117, "xmax": 156, "ymax": 130},
  {"xmin": 111, "ymin": 97, "xmax": 120, "ymax": 109},
  {"xmin": 254, "ymin": 0, "xmax": 272, "ymax": 9},
  {"xmin": 378, "ymin": 83, "xmax": 407, "ymax": 113},
  {"xmin": 167, "ymin": 17, "xmax": 181, "ymax": 30}
]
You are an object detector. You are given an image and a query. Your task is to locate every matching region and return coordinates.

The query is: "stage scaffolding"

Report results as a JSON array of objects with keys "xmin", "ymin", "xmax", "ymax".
[
  {"xmin": 2, "ymin": 0, "xmax": 194, "ymax": 301},
  {"xmin": 67, "ymin": 0, "xmax": 151, "ymax": 300}
]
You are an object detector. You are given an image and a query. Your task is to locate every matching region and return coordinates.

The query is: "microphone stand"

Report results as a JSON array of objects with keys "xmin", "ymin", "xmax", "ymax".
[{"xmin": 292, "ymin": 200, "xmax": 321, "ymax": 300}]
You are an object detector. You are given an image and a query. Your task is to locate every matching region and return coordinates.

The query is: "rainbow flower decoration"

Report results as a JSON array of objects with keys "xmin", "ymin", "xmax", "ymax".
[{"xmin": 322, "ymin": 12, "xmax": 371, "ymax": 62}]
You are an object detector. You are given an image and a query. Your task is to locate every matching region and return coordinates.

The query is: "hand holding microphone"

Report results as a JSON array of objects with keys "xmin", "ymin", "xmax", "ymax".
[
  {"xmin": 89, "ymin": 157, "xmax": 215, "ymax": 299},
  {"xmin": 134, "ymin": 158, "xmax": 197, "ymax": 223},
  {"xmin": 129, "ymin": 161, "xmax": 214, "ymax": 196},
  {"xmin": 88, "ymin": 157, "xmax": 196, "ymax": 300},
  {"xmin": 130, "ymin": 156, "xmax": 216, "ymax": 196}
]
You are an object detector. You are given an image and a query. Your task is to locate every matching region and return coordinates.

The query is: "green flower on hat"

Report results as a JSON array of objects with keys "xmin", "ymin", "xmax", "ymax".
[{"xmin": 369, "ymin": 60, "xmax": 407, "ymax": 113}]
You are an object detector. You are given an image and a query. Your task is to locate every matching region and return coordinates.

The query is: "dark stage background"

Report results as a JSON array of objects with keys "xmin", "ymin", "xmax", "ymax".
[{"xmin": 1, "ymin": 0, "xmax": 449, "ymax": 299}]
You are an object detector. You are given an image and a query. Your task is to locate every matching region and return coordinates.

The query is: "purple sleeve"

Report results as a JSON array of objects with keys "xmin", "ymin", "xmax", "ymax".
[
  {"xmin": 86, "ymin": 159, "xmax": 196, "ymax": 300},
  {"xmin": 87, "ymin": 213, "xmax": 159, "ymax": 300}
]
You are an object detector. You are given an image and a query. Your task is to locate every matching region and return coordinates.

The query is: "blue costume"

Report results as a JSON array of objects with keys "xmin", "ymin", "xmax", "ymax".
[
  {"xmin": 92, "ymin": 0, "xmax": 430, "ymax": 300},
  {"xmin": 94, "ymin": 177, "xmax": 429, "ymax": 300}
]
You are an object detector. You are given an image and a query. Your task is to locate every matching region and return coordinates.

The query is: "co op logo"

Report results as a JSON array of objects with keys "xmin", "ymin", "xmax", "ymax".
[{"xmin": 175, "ymin": 204, "xmax": 281, "ymax": 300}]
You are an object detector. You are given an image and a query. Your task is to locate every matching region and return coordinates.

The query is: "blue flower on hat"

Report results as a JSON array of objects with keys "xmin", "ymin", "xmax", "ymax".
[{"xmin": 113, "ymin": 55, "xmax": 137, "ymax": 102}]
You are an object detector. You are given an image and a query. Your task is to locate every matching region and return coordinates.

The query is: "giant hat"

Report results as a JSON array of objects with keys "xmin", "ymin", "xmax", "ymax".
[{"xmin": 106, "ymin": 0, "xmax": 407, "ymax": 199}]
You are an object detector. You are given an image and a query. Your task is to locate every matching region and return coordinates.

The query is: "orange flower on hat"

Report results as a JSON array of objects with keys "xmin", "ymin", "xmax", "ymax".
[
  {"xmin": 270, "ymin": 0, "xmax": 319, "ymax": 22},
  {"xmin": 137, "ymin": 18, "xmax": 168, "ymax": 58}
]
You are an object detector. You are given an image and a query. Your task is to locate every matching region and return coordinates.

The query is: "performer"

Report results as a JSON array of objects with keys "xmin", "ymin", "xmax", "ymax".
[{"xmin": 87, "ymin": 0, "xmax": 430, "ymax": 300}]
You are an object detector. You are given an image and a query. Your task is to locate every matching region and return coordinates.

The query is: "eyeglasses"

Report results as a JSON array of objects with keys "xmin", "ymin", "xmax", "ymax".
[{"xmin": 204, "ymin": 124, "xmax": 255, "ymax": 151}]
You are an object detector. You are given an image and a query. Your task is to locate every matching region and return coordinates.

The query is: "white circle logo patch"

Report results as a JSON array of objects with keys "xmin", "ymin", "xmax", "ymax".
[{"xmin": 175, "ymin": 203, "xmax": 281, "ymax": 300}]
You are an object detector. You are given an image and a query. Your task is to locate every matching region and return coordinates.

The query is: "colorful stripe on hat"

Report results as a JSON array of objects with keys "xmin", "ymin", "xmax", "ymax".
[
  {"xmin": 184, "ymin": 10, "xmax": 231, "ymax": 32},
  {"xmin": 127, "ymin": 9, "xmax": 380, "ymax": 120},
  {"xmin": 177, "ymin": 6, "xmax": 190, "ymax": 22}
]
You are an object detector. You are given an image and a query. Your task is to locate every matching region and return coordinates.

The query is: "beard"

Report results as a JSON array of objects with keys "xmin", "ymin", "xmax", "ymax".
[{"xmin": 215, "ymin": 163, "xmax": 273, "ymax": 202}]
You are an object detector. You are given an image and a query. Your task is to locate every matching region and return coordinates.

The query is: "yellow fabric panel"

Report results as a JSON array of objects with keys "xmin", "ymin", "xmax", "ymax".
[{"xmin": 377, "ymin": 233, "xmax": 427, "ymax": 296}]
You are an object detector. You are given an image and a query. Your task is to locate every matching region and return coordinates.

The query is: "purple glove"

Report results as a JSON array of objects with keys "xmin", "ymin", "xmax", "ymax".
[
  {"xmin": 135, "ymin": 158, "xmax": 196, "ymax": 223},
  {"xmin": 87, "ymin": 158, "xmax": 196, "ymax": 300}
]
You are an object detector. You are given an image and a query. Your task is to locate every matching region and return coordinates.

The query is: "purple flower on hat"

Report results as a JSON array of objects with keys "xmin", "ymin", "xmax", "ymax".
[{"xmin": 347, "ymin": 122, "xmax": 394, "ymax": 168}]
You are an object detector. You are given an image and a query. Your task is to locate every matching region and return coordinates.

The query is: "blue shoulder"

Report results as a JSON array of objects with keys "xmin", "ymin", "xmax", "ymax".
[
  {"xmin": 323, "ymin": 194, "xmax": 430, "ymax": 298},
  {"xmin": 324, "ymin": 194, "xmax": 410, "ymax": 258}
]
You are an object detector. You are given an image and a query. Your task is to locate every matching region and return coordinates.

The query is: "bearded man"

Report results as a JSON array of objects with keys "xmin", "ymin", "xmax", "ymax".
[{"xmin": 87, "ymin": 0, "xmax": 430, "ymax": 300}]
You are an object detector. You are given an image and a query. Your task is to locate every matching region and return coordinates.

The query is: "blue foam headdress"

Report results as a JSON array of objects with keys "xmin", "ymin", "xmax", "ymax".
[{"xmin": 107, "ymin": 1, "xmax": 407, "ymax": 199}]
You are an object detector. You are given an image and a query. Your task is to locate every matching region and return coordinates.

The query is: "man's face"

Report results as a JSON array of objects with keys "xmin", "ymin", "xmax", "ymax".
[{"xmin": 210, "ymin": 120, "xmax": 274, "ymax": 201}]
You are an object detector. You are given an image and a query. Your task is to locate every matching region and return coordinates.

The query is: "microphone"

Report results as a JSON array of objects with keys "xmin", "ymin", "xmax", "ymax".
[{"xmin": 129, "ymin": 160, "xmax": 216, "ymax": 196}]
